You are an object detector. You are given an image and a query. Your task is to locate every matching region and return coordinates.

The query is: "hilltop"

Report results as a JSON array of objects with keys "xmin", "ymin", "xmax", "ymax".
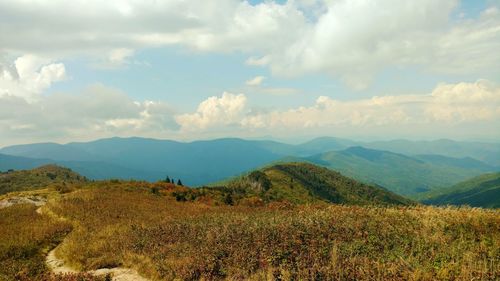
[
  {"xmin": 182, "ymin": 162, "xmax": 412, "ymax": 206},
  {"xmin": 0, "ymin": 164, "xmax": 87, "ymax": 195},
  {"xmin": 422, "ymin": 172, "xmax": 500, "ymax": 208}
]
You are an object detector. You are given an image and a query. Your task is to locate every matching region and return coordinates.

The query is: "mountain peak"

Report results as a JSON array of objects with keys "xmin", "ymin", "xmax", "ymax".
[{"xmin": 211, "ymin": 162, "xmax": 413, "ymax": 206}]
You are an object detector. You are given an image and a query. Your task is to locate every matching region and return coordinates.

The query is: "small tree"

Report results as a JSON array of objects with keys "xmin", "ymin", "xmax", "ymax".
[
  {"xmin": 46, "ymin": 172, "xmax": 57, "ymax": 180},
  {"xmin": 171, "ymin": 178, "xmax": 175, "ymax": 184},
  {"xmin": 151, "ymin": 187, "xmax": 159, "ymax": 195},
  {"xmin": 165, "ymin": 176, "xmax": 171, "ymax": 183},
  {"xmin": 177, "ymin": 179, "xmax": 183, "ymax": 186},
  {"xmin": 173, "ymin": 191, "xmax": 187, "ymax": 202},
  {"xmin": 224, "ymin": 193, "xmax": 234, "ymax": 205}
]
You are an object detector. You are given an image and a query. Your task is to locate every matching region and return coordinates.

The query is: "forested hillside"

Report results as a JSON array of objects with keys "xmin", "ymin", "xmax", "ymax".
[{"xmin": 422, "ymin": 172, "xmax": 500, "ymax": 208}]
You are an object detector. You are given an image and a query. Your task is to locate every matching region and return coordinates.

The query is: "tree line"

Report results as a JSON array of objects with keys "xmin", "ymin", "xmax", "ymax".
[{"xmin": 164, "ymin": 175, "xmax": 183, "ymax": 186}]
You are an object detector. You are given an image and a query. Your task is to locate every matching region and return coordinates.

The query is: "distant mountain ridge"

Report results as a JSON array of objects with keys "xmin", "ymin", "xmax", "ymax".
[
  {"xmin": 362, "ymin": 139, "xmax": 500, "ymax": 167},
  {"xmin": 1, "ymin": 142, "xmax": 96, "ymax": 162},
  {"xmin": 414, "ymin": 154, "xmax": 495, "ymax": 172},
  {"xmin": 1, "ymin": 138, "xmax": 285, "ymax": 185},
  {"xmin": 0, "ymin": 153, "xmax": 54, "ymax": 171},
  {"xmin": 1, "ymin": 137, "xmax": 498, "ymax": 193}
]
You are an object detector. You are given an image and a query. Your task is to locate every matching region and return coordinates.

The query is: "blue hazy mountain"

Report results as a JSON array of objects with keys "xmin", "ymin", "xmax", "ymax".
[
  {"xmin": 362, "ymin": 139, "xmax": 500, "ymax": 167},
  {"xmin": 0, "ymin": 153, "xmax": 161, "ymax": 182},
  {"xmin": 0, "ymin": 153, "xmax": 53, "ymax": 171},
  {"xmin": 1, "ymin": 137, "xmax": 498, "ymax": 190},
  {"xmin": 1, "ymin": 138, "xmax": 285, "ymax": 185},
  {"xmin": 414, "ymin": 154, "xmax": 495, "ymax": 171},
  {"xmin": 0, "ymin": 142, "xmax": 97, "ymax": 162}
]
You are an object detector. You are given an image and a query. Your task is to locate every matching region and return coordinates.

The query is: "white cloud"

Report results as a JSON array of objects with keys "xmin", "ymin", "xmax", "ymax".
[
  {"xmin": 425, "ymin": 79, "xmax": 500, "ymax": 123},
  {"xmin": 264, "ymin": 0, "xmax": 446, "ymax": 86},
  {"xmin": 244, "ymin": 75, "xmax": 299, "ymax": 95},
  {"xmin": 175, "ymin": 92, "xmax": 247, "ymax": 131},
  {"xmin": 172, "ymin": 79, "xmax": 499, "ymax": 139},
  {"xmin": 0, "ymin": 79, "xmax": 498, "ymax": 146},
  {"xmin": 0, "ymin": 0, "xmax": 305, "ymax": 54},
  {"xmin": 109, "ymin": 48, "xmax": 135, "ymax": 64},
  {"xmin": 0, "ymin": 54, "xmax": 66, "ymax": 100},
  {"xmin": 245, "ymin": 55, "xmax": 270, "ymax": 66},
  {"xmin": 1, "ymin": 0, "xmax": 499, "ymax": 88},
  {"xmin": 0, "ymin": 84, "xmax": 178, "ymax": 145},
  {"xmin": 91, "ymin": 48, "xmax": 151, "ymax": 70},
  {"xmin": 240, "ymin": 80, "xmax": 500, "ymax": 132},
  {"xmin": 266, "ymin": 0, "xmax": 500, "ymax": 88},
  {"xmin": 245, "ymin": 76, "xmax": 265, "ymax": 86}
]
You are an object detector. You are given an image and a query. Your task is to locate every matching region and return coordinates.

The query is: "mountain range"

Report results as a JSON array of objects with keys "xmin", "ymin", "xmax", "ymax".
[{"xmin": 1, "ymin": 137, "xmax": 498, "ymax": 196}]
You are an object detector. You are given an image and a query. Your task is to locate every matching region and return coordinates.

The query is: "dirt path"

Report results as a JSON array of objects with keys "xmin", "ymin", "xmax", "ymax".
[
  {"xmin": 1, "ymin": 195, "xmax": 150, "ymax": 281},
  {"xmin": 45, "ymin": 246, "xmax": 149, "ymax": 281},
  {"xmin": 45, "ymin": 248, "xmax": 78, "ymax": 274},
  {"xmin": 37, "ymin": 204, "xmax": 151, "ymax": 281},
  {"xmin": 0, "ymin": 195, "xmax": 47, "ymax": 209}
]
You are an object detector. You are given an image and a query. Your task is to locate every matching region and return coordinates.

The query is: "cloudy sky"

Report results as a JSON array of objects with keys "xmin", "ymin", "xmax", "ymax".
[{"xmin": 1, "ymin": 0, "xmax": 499, "ymax": 146}]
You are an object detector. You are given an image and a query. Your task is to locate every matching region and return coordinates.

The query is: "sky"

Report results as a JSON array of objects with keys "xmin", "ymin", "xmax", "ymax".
[{"xmin": 0, "ymin": 0, "xmax": 499, "ymax": 146}]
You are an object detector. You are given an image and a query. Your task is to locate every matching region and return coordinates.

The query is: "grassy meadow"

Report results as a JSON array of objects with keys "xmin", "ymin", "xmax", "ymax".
[
  {"xmin": 0, "ymin": 201, "xmax": 105, "ymax": 281},
  {"xmin": 5, "ymin": 181, "xmax": 492, "ymax": 280},
  {"xmin": 0, "ymin": 170, "xmax": 498, "ymax": 280}
]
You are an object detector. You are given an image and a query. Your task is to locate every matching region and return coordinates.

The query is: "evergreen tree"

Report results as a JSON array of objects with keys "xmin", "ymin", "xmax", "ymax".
[
  {"xmin": 177, "ymin": 179, "xmax": 183, "ymax": 186},
  {"xmin": 224, "ymin": 193, "xmax": 234, "ymax": 205},
  {"xmin": 165, "ymin": 176, "xmax": 171, "ymax": 183},
  {"xmin": 171, "ymin": 178, "xmax": 175, "ymax": 184}
]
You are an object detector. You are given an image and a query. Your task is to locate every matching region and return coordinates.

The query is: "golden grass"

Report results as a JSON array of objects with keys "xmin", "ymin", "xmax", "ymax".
[
  {"xmin": 41, "ymin": 182, "xmax": 500, "ymax": 281},
  {"xmin": 0, "ymin": 204, "xmax": 69, "ymax": 279},
  {"xmin": 0, "ymin": 203, "xmax": 107, "ymax": 281}
]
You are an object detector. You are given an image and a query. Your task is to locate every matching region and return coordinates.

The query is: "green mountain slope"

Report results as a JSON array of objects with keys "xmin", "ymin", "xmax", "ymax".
[
  {"xmin": 0, "ymin": 165, "xmax": 87, "ymax": 195},
  {"xmin": 194, "ymin": 162, "xmax": 412, "ymax": 206},
  {"xmin": 422, "ymin": 172, "xmax": 500, "ymax": 208},
  {"xmin": 292, "ymin": 136, "xmax": 357, "ymax": 156},
  {"xmin": 414, "ymin": 154, "xmax": 495, "ymax": 171},
  {"xmin": 306, "ymin": 146, "xmax": 494, "ymax": 196},
  {"xmin": 363, "ymin": 139, "xmax": 500, "ymax": 167}
]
